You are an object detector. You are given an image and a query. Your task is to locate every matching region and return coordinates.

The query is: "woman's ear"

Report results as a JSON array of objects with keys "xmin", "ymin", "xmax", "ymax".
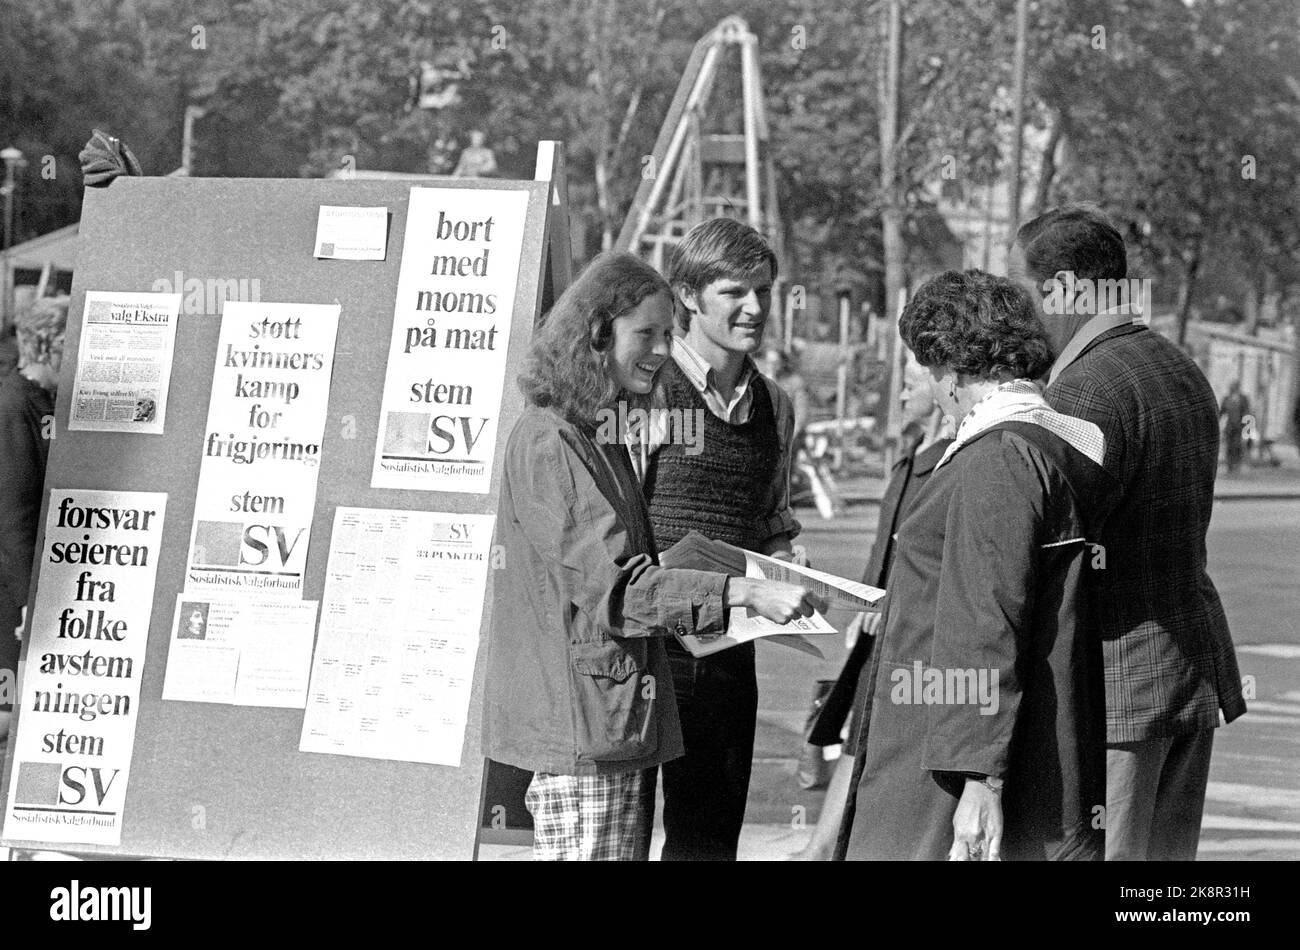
[{"xmin": 589, "ymin": 315, "xmax": 611, "ymax": 351}]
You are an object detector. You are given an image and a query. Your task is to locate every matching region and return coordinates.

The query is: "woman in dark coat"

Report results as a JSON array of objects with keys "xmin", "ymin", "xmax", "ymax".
[
  {"xmin": 842, "ymin": 270, "xmax": 1112, "ymax": 861},
  {"xmin": 0, "ymin": 298, "xmax": 67, "ymax": 747},
  {"xmin": 796, "ymin": 353, "xmax": 953, "ymax": 860}
]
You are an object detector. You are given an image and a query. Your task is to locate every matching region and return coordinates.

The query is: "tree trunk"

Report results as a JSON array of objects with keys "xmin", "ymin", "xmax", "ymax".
[
  {"xmin": 1029, "ymin": 109, "xmax": 1066, "ymax": 219},
  {"xmin": 1175, "ymin": 237, "xmax": 1203, "ymax": 347},
  {"xmin": 879, "ymin": 0, "xmax": 903, "ymax": 314},
  {"xmin": 880, "ymin": 0, "xmax": 905, "ymax": 466},
  {"xmin": 595, "ymin": 149, "xmax": 613, "ymax": 251},
  {"xmin": 1005, "ymin": 0, "xmax": 1029, "ymax": 248},
  {"xmin": 1244, "ymin": 277, "xmax": 1262, "ymax": 335}
]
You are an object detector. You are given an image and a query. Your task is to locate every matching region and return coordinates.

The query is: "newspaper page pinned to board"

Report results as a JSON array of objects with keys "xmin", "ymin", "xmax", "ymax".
[
  {"xmin": 182, "ymin": 300, "xmax": 340, "ymax": 598},
  {"xmin": 161, "ymin": 596, "xmax": 319, "ymax": 708},
  {"xmin": 299, "ymin": 507, "xmax": 494, "ymax": 765},
  {"xmin": 371, "ymin": 186, "xmax": 529, "ymax": 493},
  {"xmin": 2, "ymin": 489, "xmax": 166, "ymax": 847},
  {"xmin": 68, "ymin": 291, "xmax": 181, "ymax": 434}
]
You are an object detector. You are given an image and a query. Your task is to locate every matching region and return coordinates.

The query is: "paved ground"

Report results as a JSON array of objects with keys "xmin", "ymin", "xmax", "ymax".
[{"xmin": 485, "ymin": 451, "xmax": 1300, "ymax": 861}]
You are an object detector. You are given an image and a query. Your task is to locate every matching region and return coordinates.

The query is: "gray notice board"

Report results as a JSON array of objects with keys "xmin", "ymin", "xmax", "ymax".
[{"xmin": 0, "ymin": 174, "xmax": 557, "ymax": 859}]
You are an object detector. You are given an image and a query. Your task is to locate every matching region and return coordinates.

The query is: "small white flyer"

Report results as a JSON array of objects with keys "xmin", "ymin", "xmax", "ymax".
[
  {"xmin": 162, "ymin": 596, "xmax": 320, "ymax": 709},
  {"xmin": 314, "ymin": 205, "xmax": 388, "ymax": 260}
]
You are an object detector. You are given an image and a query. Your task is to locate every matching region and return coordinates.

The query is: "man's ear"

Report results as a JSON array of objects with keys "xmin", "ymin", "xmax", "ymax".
[
  {"xmin": 675, "ymin": 284, "xmax": 699, "ymax": 315},
  {"xmin": 1054, "ymin": 269, "xmax": 1079, "ymax": 300}
]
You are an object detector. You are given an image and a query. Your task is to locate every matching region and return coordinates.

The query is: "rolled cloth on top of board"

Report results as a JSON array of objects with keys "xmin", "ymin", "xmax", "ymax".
[{"xmin": 79, "ymin": 129, "xmax": 144, "ymax": 187}]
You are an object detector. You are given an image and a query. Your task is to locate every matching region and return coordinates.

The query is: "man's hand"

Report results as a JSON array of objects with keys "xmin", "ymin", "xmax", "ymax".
[
  {"xmin": 727, "ymin": 577, "xmax": 826, "ymax": 624},
  {"xmin": 948, "ymin": 777, "xmax": 1003, "ymax": 861},
  {"xmin": 844, "ymin": 610, "xmax": 883, "ymax": 649}
]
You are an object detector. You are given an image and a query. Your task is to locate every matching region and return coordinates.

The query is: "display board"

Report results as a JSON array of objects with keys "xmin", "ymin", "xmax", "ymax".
[{"xmin": 0, "ymin": 158, "xmax": 567, "ymax": 859}]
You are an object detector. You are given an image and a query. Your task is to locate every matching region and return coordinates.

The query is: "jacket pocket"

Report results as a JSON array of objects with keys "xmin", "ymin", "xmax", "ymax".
[{"xmin": 569, "ymin": 638, "xmax": 658, "ymax": 763}]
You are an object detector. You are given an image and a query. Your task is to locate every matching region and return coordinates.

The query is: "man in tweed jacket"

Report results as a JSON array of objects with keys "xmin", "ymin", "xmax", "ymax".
[{"xmin": 1011, "ymin": 205, "xmax": 1246, "ymax": 860}]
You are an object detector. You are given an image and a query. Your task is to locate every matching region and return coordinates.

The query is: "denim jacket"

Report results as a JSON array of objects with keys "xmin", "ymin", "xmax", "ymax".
[{"xmin": 482, "ymin": 405, "xmax": 729, "ymax": 775}]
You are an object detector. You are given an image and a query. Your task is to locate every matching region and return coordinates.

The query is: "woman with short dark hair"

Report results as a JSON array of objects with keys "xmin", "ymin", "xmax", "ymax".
[
  {"xmin": 841, "ymin": 269, "xmax": 1111, "ymax": 861},
  {"xmin": 483, "ymin": 251, "xmax": 822, "ymax": 861},
  {"xmin": 1, "ymin": 297, "xmax": 69, "ymax": 745}
]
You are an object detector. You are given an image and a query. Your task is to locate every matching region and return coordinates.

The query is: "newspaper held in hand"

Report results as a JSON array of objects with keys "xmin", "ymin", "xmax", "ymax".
[
  {"xmin": 662, "ymin": 534, "xmax": 886, "ymax": 659},
  {"xmin": 743, "ymin": 550, "xmax": 887, "ymax": 612}
]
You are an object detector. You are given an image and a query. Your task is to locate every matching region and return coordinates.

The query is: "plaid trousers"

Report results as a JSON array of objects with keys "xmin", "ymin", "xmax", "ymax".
[{"xmin": 525, "ymin": 771, "xmax": 648, "ymax": 861}]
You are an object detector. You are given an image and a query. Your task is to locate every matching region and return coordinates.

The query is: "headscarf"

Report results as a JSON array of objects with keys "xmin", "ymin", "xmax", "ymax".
[{"xmin": 935, "ymin": 379, "xmax": 1105, "ymax": 470}]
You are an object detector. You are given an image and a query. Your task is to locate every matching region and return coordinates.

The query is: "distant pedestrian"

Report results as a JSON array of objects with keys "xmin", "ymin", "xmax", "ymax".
[
  {"xmin": 1219, "ymin": 381, "xmax": 1250, "ymax": 474},
  {"xmin": 759, "ymin": 346, "xmax": 810, "ymax": 441},
  {"xmin": 452, "ymin": 129, "xmax": 497, "ymax": 178}
]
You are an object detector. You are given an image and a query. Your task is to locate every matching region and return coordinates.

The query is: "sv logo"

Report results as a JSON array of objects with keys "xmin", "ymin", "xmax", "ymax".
[
  {"xmin": 428, "ymin": 416, "xmax": 489, "ymax": 456},
  {"xmin": 60, "ymin": 767, "xmax": 120, "ymax": 806},
  {"xmin": 240, "ymin": 525, "xmax": 307, "ymax": 567}
]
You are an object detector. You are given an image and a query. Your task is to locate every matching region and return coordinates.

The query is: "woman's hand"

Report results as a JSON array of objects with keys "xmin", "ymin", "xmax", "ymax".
[
  {"xmin": 767, "ymin": 544, "xmax": 810, "ymax": 567},
  {"xmin": 844, "ymin": 610, "xmax": 883, "ymax": 649},
  {"xmin": 727, "ymin": 577, "xmax": 826, "ymax": 624},
  {"xmin": 948, "ymin": 777, "xmax": 1003, "ymax": 861}
]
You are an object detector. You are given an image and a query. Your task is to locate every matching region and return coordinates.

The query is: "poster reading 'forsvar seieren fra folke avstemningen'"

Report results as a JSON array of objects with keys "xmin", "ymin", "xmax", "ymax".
[{"xmin": 3, "ymin": 490, "xmax": 167, "ymax": 847}]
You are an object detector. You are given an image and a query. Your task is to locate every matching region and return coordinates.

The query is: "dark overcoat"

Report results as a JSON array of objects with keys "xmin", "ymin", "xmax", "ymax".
[{"xmin": 843, "ymin": 421, "xmax": 1111, "ymax": 861}]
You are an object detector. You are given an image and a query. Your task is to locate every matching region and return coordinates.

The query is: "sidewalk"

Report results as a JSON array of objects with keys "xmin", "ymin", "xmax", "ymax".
[
  {"xmin": 1212, "ymin": 441, "xmax": 1300, "ymax": 500},
  {"xmin": 479, "ymin": 824, "xmax": 815, "ymax": 861},
  {"xmin": 833, "ymin": 441, "xmax": 1300, "ymax": 507}
]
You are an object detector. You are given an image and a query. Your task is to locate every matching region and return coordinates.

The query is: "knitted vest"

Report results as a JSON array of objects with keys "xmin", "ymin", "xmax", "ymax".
[{"xmin": 644, "ymin": 359, "xmax": 780, "ymax": 553}]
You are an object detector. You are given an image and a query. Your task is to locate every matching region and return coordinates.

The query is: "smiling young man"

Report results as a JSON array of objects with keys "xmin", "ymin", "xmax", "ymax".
[{"xmin": 629, "ymin": 218, "xmax": 801, "ymax": 861}]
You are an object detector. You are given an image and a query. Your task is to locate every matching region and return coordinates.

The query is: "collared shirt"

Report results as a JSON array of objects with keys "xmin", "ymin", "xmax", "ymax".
[
  {"xmin": 1048, "ymin": 305, "xmax": 1138, "ymax": 386},
  {"xmin": 627, "ymin": 336, "xmax": 800, "ymax": 545},
  {"xmin": 670, "ymin": 334, "xmax": 759, "ymax": 421}
]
